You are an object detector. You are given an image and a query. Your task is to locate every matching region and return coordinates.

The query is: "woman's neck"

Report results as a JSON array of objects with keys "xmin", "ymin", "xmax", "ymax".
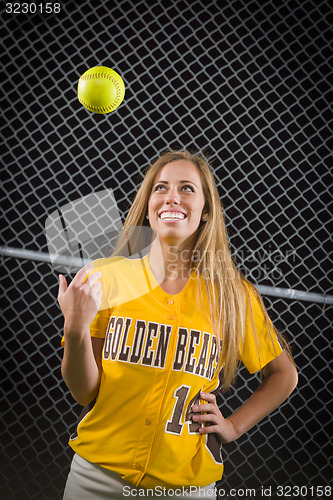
[{"xmin": 148, "ymin": 238, "xmax": 193, "ymax": 283}]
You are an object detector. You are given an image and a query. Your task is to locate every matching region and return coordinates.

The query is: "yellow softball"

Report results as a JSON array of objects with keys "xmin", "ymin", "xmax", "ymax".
[{"xmin": 77, "ymin": 66, "xmax": 125, "ymax": 114}]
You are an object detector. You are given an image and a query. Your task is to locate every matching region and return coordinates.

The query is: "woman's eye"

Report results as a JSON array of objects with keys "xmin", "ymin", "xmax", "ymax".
[
  {"xmin": 153, "ymin": 184, "xmax": 194, "ymax": 192},
  {"xmin": 182, "ymin": 185, "xmax": 194, "ymax": 192},
  {"xmin": 154, "ymin": 184, "xmax": 166, "ymax": 191}
]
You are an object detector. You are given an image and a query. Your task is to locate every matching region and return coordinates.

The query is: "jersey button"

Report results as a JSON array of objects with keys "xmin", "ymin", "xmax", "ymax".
[
  {"xmin": 145, "ymin": 418, "xmax": 152, "ymax": 426},
  {"xmin": 167, "ymin": 298, "xmax": 175, "ymax": 305},
  {"xmin": 169, "ymin": 316, "xmax": 175, "ymax": 320}
]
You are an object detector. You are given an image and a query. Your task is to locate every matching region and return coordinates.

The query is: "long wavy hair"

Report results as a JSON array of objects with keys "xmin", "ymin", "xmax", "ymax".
[{"xmin": 114, "ymin": 150, "xmax": 291, "ymax": 390}]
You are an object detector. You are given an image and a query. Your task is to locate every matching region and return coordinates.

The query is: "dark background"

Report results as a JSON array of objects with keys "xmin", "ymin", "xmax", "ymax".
[{"xmin": 1, "ymin": 1, "xmax": 332, "ymax": 499}]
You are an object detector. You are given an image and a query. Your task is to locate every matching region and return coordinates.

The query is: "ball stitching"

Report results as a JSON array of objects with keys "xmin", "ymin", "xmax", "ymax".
[{"xmin": 79, "ymin": 71, "xmax": 123, "ymax": 112}]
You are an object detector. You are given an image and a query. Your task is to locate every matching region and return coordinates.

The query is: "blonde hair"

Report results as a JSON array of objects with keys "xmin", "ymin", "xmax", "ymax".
[{"xmin": 114, "ymin": 150, "xmax": 291, "ymax": 390}]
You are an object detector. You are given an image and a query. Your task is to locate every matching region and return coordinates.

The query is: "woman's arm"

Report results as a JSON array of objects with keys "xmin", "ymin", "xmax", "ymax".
[
  {"xmin": 61, "ymin": 334, "xmax": 104, "ymax": 406},
  {"xmin": 192, "ymin": 349, "xmax": 298, "ymax": 443},
  {"xmin": 58, "ymin": 265, "xmax": 104, "ymax": 406}
]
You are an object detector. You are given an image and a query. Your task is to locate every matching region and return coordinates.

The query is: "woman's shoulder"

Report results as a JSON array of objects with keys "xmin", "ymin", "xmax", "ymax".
[
  {"xmin": 91, "ymin": 255, "xmax": 147, "ymax": 280},
  {"xmin": 242, "ymin": 278, "xmax": 259, "ymax": 299},
  {"xmin": 92, "ymin": 255, "xmax": 144, "ymax": 269}
]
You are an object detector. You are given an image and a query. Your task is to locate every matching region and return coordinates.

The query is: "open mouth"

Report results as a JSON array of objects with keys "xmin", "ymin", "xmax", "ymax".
[{"xmin": 159, "ymin": 211, "xmax": 187, "ymax": 221}]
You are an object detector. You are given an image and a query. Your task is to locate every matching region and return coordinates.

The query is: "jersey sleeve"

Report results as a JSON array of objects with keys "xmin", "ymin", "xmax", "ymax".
[{"xmin": 239, "ymin": 283, "xmax": 283, "ymax": 373}]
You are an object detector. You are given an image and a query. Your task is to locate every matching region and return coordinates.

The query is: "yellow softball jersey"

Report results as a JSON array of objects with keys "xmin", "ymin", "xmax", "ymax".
[{"xmin": 62, "ymin": 255, "xmax": 282, "ymax": 489}]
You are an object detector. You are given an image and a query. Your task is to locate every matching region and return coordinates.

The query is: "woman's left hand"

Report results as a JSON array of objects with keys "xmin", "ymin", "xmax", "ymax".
[
  {"xmin": 192, "ymin": 351, "xmax": 298, "ymax": 444},
  {"xmin": 192, "ymin": 392, "xmax": 238, "ymax": 444}
]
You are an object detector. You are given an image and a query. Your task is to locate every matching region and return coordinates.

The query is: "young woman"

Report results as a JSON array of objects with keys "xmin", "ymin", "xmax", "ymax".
[{"xmin": 58, "ymin": 150, "xmax": 298, "ymax": 499}]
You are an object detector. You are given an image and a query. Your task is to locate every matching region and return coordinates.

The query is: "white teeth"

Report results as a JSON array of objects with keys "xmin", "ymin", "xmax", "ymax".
[{"xmin": 160, "ymin": 211, "xmax": 186, "ymax": 220}]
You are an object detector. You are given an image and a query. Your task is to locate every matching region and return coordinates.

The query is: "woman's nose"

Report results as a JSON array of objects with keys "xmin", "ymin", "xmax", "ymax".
[{"xmin": 165, "ymin": 187, "xmax": 180, "ymax": 205}]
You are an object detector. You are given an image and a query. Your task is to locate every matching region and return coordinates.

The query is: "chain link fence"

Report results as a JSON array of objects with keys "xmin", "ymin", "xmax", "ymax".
[{"xmin": 1, "ymin": 0, "xmax": 332, "ymax": 499}]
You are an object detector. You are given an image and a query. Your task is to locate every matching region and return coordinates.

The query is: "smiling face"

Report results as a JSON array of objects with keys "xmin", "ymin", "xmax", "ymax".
[{"xmin": 147, "ymin": 160, "xmax": 206, "ymax": 248}]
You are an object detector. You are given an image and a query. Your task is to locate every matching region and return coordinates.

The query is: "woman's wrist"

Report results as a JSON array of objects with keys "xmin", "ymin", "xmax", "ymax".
[{"xmin": 63, "ymin": 322, "xmax": 91, "ymax": 342}]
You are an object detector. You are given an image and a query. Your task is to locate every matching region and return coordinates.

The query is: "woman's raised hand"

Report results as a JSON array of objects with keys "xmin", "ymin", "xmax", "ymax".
[{"xmin": 57, "ymin": 264, "xmax": 102, "ymax": 336}]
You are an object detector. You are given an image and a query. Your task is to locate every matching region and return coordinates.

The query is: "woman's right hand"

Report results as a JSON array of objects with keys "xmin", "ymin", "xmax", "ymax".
[{"xmin": 57, "ymin": 263, "xmax": 102, "ymax": 337}]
